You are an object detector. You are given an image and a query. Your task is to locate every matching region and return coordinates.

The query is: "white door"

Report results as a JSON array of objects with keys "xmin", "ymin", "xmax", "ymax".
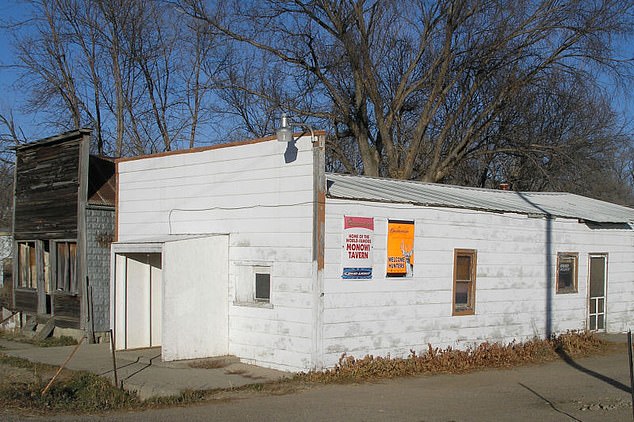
[{"xmin": 588, "ymin": 254, "xmax": 607, "ymax": 331}]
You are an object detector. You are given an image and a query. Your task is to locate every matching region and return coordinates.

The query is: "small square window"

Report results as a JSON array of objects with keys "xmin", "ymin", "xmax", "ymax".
[
  {"xmin": 235, "ymin": 263, "xmax": 272, "ymax": 306},
  {"xmin": 255, "ymin": 272, "xmax": 270, "ymax": 302}
]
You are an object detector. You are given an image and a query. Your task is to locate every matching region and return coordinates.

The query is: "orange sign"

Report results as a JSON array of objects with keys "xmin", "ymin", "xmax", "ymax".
[{"xmin": 386, "ymin": 220, "xmax": 414, "ymax": 277}]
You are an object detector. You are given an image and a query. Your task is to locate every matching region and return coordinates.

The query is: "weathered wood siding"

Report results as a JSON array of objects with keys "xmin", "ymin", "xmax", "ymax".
[
  {"xmin": 14, "ymin": 290, "xmax": 37, "ymax": 313},
  {"xmin": 117, "ymin": 137, "xmax": 315, "ymax": 371},
  {"xmin": 53, "ymin": 294, "xmax": 80, "ymax": 329},
  {"xmin": 322, "ymin": 200, "xmax": 634, "ymax": 368},
  {"xmin": 14, "ymin": 137, "xmax": 81, "ymax": 241}
]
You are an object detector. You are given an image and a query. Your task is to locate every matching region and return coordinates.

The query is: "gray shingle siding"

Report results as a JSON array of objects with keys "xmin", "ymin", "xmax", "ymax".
[{"xmin": 86, "ymin": 207, "xmax": 114, "ymax": 332}]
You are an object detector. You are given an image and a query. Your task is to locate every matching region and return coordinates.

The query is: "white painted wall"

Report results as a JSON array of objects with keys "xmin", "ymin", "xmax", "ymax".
[
  {"xmin": 322, "ymin": 199, "xmax": 634, "ymax": 368},
  {"xmin": 116, "ymin": 135, "xmax": 633, "ymax": 371},
  {"xmin": 162, "ymin": 236, "xmax": 229, "ymax": 361},
  {"xmin": 117, "ymin": 137, "xmax": 316, "ymax": 370}
]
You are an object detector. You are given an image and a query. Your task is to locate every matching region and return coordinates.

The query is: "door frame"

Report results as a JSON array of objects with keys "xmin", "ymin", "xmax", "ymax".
[
  {"xmin": 110, "ymin": 242, "xmax": 163, "ymax": 350},
  {"xmin": 587, "ymin": 253, "xmax": 608, "ymax": 332}
]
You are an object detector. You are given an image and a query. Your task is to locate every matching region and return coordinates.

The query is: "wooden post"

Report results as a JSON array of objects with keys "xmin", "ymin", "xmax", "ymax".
[{"xmin": 110, "ymin": 329, "xmax": 119, "ymax": 388}]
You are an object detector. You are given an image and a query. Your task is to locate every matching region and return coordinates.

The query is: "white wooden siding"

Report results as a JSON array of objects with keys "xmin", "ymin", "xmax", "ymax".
[
  {"xmin": 323, "ymin": 199, "xmax": 634, "ymax": 368},
  {"xmin": 117, "ymin": 137, "xmax": 316, "ymax": 370}
]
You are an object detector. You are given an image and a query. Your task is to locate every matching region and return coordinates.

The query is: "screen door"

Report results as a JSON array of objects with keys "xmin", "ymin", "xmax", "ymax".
[{"xmin": 588, "ymin": 255, "xmax": 607, "ymax": 331}]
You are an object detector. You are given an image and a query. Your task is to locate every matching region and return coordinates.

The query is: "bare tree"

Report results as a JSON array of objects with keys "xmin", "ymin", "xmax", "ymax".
[
  {"xmin": 8, "ymin": 0, "xmax": 229, "ymax": 156},
  {"xmin": 182, "ymin": 0, "xmax": 634, "ymax": 185},
  {"xmin": 0, "ymin": 112, "xmax": 26, "ymax": 228},
  {"xmin": 14, "ymin": 0, "xmax": 84, "ymax": 131}
]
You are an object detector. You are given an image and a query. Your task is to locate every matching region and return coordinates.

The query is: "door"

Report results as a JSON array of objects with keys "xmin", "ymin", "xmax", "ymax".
[{"xmin": 588, "ymin": 254, "xmax": 607, "ymax": 331}]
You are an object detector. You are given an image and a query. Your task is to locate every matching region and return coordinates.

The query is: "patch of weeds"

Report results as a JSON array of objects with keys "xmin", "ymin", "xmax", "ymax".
[
  {"xmin": 0, "ymin": 370, "xmax": 141, "ymax": 413},
  {"xmin": 0, "ymin": 332, "xmax": 78, "ymax": 347},
  {"xmin": 551, "ymin": 330, "xmax": 605, "ymax": 357},
  {"xmin": 42, "ymin": 372, "xmax": 140, "ymax": 411},
  {"xmin": 33, "ymin": 335, "xmax": 78, "ymax": 348},
  {"xmin": 0, "ymin": 354, "xmax": 54, "ymax": 372},
  {"xmin": 0, "ymin": 353, "xmax": 140, "ymax": 413},
  {"xmin": 188, "ymin": 359, "xmax": 229, "ymax": 369},
  {"xmin": 297, "ymin": 331, "xmax": 607, "ymax": 383},
  {"xmin": 147, "ymin": 389, "xmax": 210, "ymax": 406}
]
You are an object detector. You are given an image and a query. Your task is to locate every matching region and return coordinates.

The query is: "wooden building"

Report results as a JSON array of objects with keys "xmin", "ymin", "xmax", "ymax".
[
  {"xmin": 113, "ymin": 133, "xmax": 634, "ymax": 371},
  {"xmin": 12, "ymin": 129, "xmax": 115, "ymax": 339}
]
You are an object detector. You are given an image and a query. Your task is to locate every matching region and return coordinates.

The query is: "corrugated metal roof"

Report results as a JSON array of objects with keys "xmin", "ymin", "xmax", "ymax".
[{"xmin": 326, "ymin": 173, "xmax": 634, "ymax": 224}]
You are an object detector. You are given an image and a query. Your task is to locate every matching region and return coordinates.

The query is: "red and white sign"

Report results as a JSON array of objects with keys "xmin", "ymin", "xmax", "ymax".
[{"xmin": 341, "ymin": 216, "xmax": 374, "ymax": 279}]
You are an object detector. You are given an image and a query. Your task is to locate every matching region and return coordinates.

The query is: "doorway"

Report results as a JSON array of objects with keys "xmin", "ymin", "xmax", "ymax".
[
  {"xmin": 588, "ymin": 254, "xmax": 607, "ymax": 331},
  {"xmin": 114, "ymin": 252, "xmax": 162, "ymax": 349}
]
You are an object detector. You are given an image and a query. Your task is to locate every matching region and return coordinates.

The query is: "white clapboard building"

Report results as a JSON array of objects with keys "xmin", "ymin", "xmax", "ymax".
[{"xmin": 111, "ymin": 133, "xmax": 634, "ymax": 371}]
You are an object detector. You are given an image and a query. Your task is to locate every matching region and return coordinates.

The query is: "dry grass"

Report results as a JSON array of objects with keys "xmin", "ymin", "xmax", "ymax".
[
  {"xmin": 296, "ymin": 331, "xmax": 607, "ymax": 383},
  {"xmin": 0, "ymin": 331, "xmax": 78, "ymax": 347},
  {"xmin": 0, "ymin": 354, "xmax": 140, "ymax": 414},
  {"xmin": 188, "ymin": 359, "xmax": 230, "ymax": 369}
]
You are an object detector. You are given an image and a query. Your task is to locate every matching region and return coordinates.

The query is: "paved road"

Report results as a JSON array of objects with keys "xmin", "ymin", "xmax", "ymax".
[{"xmin": 7, "ymin": 346, "xmax": 634, "ymax": 421}]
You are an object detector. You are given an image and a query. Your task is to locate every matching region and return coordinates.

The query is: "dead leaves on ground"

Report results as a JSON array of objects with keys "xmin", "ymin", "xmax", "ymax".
[{"xmin": 298, "ymin": 331, "xmax": 607, "ymax": 383}]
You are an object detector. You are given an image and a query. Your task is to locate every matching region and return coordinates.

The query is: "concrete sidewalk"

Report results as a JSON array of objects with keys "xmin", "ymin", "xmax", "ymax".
[{"xmin": 0, "ymin": 338, "xmax": 290, "ymax": 399}]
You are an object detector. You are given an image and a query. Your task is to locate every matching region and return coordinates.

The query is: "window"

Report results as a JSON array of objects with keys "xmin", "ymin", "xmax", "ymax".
[
  {"xmin": 556, "ymin": 252, "xmax": 578, "ymax": 294},
  {"xmin": 17, "ymin": 241, "xmax": 36, "ymax": 289},
  {"xmin": 255, "ymin": 272, "xmax": 271, "ymax": 302},
  {"xmin": 453, "ymin": 249, "xmax": 477, "ymax": 315},
  {"xmin": 235, "ymin": 264, "xmax": 272, "ymax": 306},
  {"xmin": 55, "ymin": 241, "xmax": 77, "ymax": 293}
]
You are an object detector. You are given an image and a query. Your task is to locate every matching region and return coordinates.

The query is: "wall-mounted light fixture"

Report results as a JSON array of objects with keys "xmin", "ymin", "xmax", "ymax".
[{"xmin": 276, "ymin": 113, "xmax": 315, "ymax": 144}]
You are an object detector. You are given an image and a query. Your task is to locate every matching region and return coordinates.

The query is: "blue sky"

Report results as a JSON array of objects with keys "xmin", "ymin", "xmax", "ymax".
[
  {"xmin": 0, "ymin": 0, "xmax": 633, "ymax": 142},
  {"xmin": 0, "ymin": 0, "xmax": 44, "ymax": 140}
]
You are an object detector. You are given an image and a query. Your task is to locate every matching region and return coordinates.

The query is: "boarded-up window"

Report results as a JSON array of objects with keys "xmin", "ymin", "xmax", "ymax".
[
  {"xmin": 56, "ymin": 242, "xmax": 77, "ymax": 293},
  {"xmin": 18, "ymin": 242, "xmax": 36, "ymax": 289},
  {"xmin": 453, "ymin": 249, "xmax": 477, "ymax": 315},
  {"xmin": 556, "ymin": 253, "xmax": 578, "ymax": 294}
]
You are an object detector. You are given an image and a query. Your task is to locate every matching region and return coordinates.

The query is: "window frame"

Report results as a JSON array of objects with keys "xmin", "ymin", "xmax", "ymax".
[
  {"xmin": 16, "ymin": 241, "xmax": 37, "ymax": 290},
  {"xmin": 53, "ymin": 240, "xmax": 78, "ymax": 294},
  {"xmin": 452, "ymin": 249, "xmax": 477, "ymax": 316},
  {"xmin": 254, "ymin": 268, "xmax": 271, "ymax": 303},
  {"xmin": 556, "ymin": 252, "xmax": 578, "ymax": 294},
  {"xmin": 233, "ymin": 262, "xmax": 273, "ymax": 308}
]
